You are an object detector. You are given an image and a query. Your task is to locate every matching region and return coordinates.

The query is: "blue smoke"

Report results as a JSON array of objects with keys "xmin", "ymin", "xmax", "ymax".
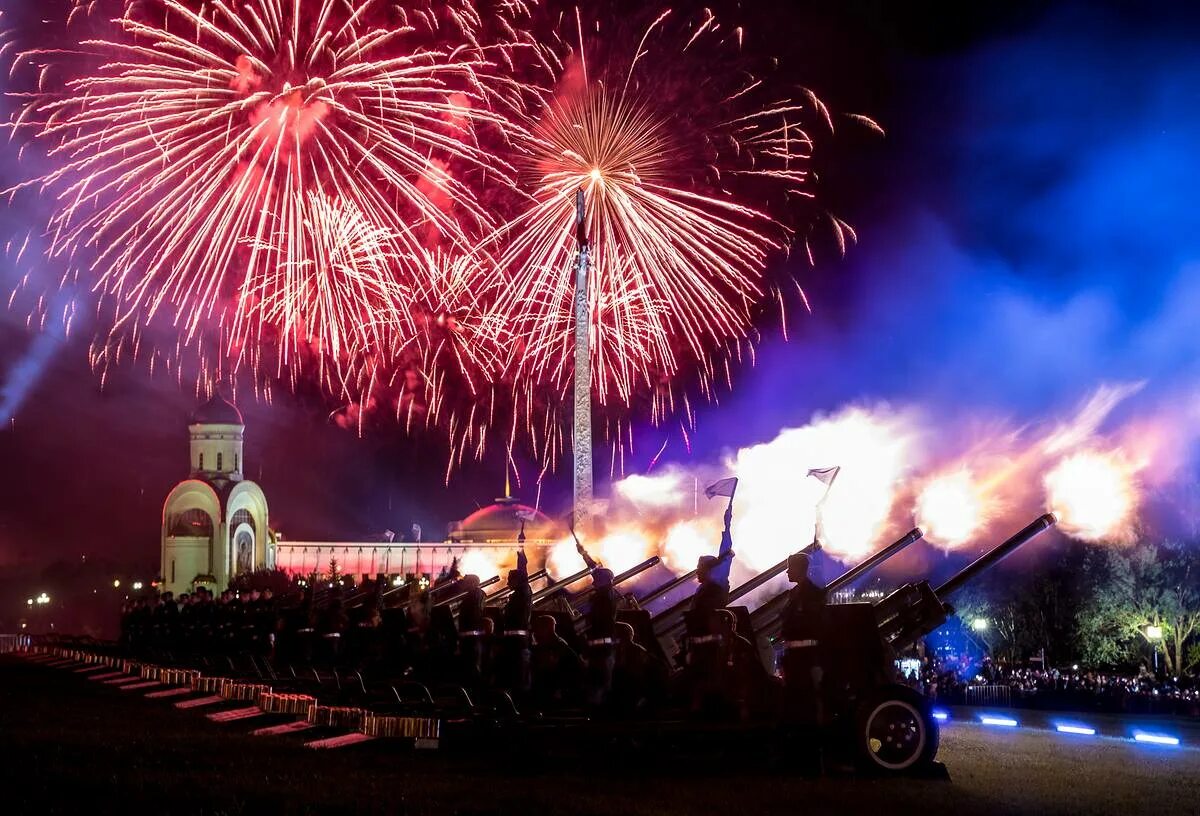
[
  {"xmin": 0, "ymin": 287, "xmax": 75, "ymax": 424},
  {"xmin": 688, "ymin": 5, "xmax": 1200, "ymax": 457}
]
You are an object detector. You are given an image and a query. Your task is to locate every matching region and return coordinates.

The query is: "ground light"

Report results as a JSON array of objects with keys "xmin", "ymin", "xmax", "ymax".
[
  {"xmin": 1133, "ymin": 731, "xmax": 1180, "ymax": 746},
  {"xmin": 1054, "ymin": 724, "xmax": 1096, "ymax": 736},
  {"xmin": 932, "ymin": 709, "xmax": 949, "ymax": 721},
  {"xmin": 979, "ymin": 715, "xmax": 1018, "ymax": 727}
]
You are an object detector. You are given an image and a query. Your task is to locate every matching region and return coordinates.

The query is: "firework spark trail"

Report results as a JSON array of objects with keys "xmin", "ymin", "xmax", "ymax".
[
  {"xmin": 463, "ymin": 7, "xmax": 876, "ymax": 483},
  {"xmin": 492, "ymin": 87, "xmax": 786, "ymax": 402},
  {"xmin": 467, "ymin": 5, "xmax": 863, "ymax": 485},
  {"xmin": 7, "ymin": 0, "xmax": 537, "ymax": 393},
  {"xmin": 243, "ymin": 191, "xmax": 407, "ymax": 393},
  {"xmin": 490, "ymin": 31, "xmax": 819, "ymax": 406},
  {"xmin": 5, "ymin": 1, "xmax": 873, "ymax": 485},
  {"xmin": 374, "ymin": 247, "xmax": 512, "ymax": 468}
]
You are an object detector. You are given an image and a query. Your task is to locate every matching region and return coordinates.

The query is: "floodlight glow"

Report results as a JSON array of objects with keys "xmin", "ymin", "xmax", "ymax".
[
  {"xmin": 980, "ymin": 716, "xmax": 1018, "ymax": 727},
  {"xmin": 1055, "ymin": 724, "xmax": 1096, "ymax": 736},
  {"xmin": 972, "ymin": 618, "xmax": 989, "ymax": 632},
  {"xmin": 132, "ymin": 581, "xmax": 144, "ymax": 590},
  {"xmin": 932, "ymin": 710, "xmax": 949, "ymax": 721},
  {"xmin": 1133, "ymin": 732, "xmax": 1179, "ymax": 746},
  {"xmin": 1145, "ymin": 625, "xmax": 1163, "ymax": 641}
]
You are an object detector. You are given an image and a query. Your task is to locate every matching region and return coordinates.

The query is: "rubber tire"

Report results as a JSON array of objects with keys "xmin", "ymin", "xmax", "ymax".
[{"xmin": 852, "ymin": 684, "xmax": 940, "ymax": 775}]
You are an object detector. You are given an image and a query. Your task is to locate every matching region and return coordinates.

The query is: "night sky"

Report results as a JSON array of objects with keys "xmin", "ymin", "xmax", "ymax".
[{"xmin": 1, "ymin": 1, "xmax": 1198, "ymax": 573}]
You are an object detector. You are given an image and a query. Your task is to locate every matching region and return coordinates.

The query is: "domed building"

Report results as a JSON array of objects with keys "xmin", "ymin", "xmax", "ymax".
[
  {"xmin": 448, "ymin": 496, "xmax": 562, "ymax": 544},
  {"xmin": 160, "ymin": 394, "xmax": 271, "ymax": 595}
]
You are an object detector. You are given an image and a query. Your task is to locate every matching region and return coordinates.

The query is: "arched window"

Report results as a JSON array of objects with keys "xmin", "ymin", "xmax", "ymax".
[
  {"xmin": 217, "ymin": 452, "xmax": 223, "ymax": 471},
  {"xmin": 199, "ymin": 453, "xmax": 204, "ymax": 470}
]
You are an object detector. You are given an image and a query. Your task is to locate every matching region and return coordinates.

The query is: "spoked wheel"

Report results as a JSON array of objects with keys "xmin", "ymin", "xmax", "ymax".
[{"xmin": 853, "ymin": 685, "xmax": 939, "ymax": 774}]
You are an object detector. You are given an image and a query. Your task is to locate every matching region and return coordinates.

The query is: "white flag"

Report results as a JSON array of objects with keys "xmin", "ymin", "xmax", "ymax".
[{"xmin": 807, "ymin": 466, "xmax": 841, "ymax": 486}]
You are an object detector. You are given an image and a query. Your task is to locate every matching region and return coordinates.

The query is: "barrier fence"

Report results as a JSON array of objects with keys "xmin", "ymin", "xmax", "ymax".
[
  {"xmin": 965, "ymin": 684, "xmax": 1013, "ymax": 708},
  {"xmin": 0, "ymin": 634, "xmax": 31, "ymax": 654}
]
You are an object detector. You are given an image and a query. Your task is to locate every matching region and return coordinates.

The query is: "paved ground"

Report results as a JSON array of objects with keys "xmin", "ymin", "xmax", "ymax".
[{"xmin": 1, "ymin": 655, "xmax": 1197, "ymax": 816}]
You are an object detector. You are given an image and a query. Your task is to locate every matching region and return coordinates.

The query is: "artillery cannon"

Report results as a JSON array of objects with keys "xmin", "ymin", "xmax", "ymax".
[
  {"xmin": 636, "ymin": 517, "xmax": 1053, "ymax": 775},
  {"xmin": 805, "ymin": 513, "xmax": 1057, "ymax": 774}
]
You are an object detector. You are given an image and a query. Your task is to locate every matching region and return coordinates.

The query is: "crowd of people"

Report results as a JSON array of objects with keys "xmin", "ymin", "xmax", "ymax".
[
  {"xmin": 119, "ymin": 514, "xmax": 832, "ymax": 721},
  {"xmin": 911, "ymin": 654, "xmax": 1200, "ymax": 716}
]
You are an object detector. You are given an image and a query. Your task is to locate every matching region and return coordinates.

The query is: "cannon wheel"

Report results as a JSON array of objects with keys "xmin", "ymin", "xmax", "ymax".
[{"xmin": 852, "ymin": 684, "xmax": 939, "ymax": 774}]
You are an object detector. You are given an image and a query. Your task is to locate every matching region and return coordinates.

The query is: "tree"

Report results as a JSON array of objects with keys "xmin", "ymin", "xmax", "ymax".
[
  {"xmin": 947, "ymin": 544, "xmax": 1085, "ymax": 666},
  {"xmin": 1075, "ymin": 540, "xmax": 1200, "ymax": 676},
  {"xmin": 952, "ymin": 578, "xmax": 1051, "ymax": 664}
]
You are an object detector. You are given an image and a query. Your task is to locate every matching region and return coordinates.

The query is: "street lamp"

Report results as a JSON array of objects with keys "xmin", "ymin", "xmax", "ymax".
[
  {"xmin": 132, "ymin": 581, "xmax": 144, "ymax": 591},
  {"xmin": 113, "ymin": 579, "xmax": 121, "ymax": 588},
  {"xmin": 1146, "ymin": 625, "xmax": 1163, "ymax": 673},
  {"xmin": 35, "ymin": 592, "xmax": 50, "ymax": 605}
]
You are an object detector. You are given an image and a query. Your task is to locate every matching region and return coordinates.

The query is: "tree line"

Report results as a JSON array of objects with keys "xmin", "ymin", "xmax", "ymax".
[{"xmin": 953, "ymin": 538, "xmax": 1199, "ymax": 676}]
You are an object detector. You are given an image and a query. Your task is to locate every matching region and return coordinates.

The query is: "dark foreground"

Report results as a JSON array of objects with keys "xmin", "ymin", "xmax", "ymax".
[{"xmin": 1, "ymin": 656, "xmax": 1196, "ymax": 816}]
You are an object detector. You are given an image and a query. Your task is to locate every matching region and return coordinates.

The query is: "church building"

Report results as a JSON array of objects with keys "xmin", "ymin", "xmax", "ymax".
[
  {"xmin": 160, "ymin": 395, "xmax": 272, "ymax": 595},
  {"xmin": 160, "ymin": 396, "xmax": 563, "ymax": 594}
]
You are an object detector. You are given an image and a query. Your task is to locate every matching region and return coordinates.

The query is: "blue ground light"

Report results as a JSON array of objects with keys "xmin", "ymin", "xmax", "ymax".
[{"xmin": 937, "ymin": 710, "xmax": 1187, "ymax": 748}]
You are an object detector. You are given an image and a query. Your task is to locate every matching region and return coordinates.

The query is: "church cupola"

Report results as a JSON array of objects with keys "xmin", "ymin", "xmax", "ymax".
[{"xmin": 188, "ymin": 393, "xmax": 245, "ymax": 482}]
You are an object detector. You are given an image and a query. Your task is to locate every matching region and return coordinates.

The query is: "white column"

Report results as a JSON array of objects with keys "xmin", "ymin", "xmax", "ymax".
[{"xmin": 572, "ymin": 188, "xmax": 593, "ymax": 533}]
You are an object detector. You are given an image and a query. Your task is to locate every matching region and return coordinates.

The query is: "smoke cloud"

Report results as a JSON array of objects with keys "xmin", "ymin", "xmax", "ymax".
[{"xmin": 610, "ymin": 5, "xmax": 1200, "ymax": 579}]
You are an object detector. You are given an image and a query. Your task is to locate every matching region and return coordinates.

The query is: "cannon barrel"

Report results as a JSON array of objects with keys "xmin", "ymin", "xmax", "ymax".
[
  {"xmin": 573, "ymin": 557, "xmax": 661, "ymax": 606},
  {"xmin": 728, "ymin": 558, "xmax": 787, "ymax": 604},
  {"xmin": 484, "ymin": 569, "xmax": 549, "ymax": 605},
  {"xmin": 530, "ymin": 566, "xmax": 596, "ymax": 605},
  {"xmin": 935, "ymin": 513, "xmax": 1057, "ymax": 598},
  {"xmin": 638, "ymin": 570, "xmax": 698, "ymax": 606},
  {"xmin": 613, "ymin": 555, "xmax": 660, "ymax": 585},
  {"xmin": 874, "ymin": 514, "xmax": 1058, "ymax": 651},
  {"xmin": 430, "ymin": 576, "xmax": 466, "ymax": 596},
  {"xmin": 433, "ymin": 574, "xmax": 501, "ymax": 607},
  {"xmin": 828, "ymin": 527, "xmax": 924, "ymax": 595}
]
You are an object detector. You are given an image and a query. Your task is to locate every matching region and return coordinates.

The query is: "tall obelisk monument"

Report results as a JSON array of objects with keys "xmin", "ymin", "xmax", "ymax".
[{"xmin": 572, "ymin": 188, "xmax": 593, "ymax": 533}]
